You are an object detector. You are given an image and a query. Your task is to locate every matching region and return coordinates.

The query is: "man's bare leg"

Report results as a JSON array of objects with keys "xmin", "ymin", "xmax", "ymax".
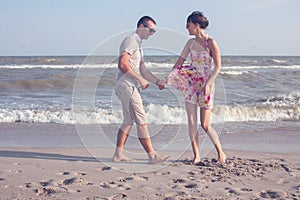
[
  {"xmin": 137, "ymin": 124, "xmax": 170, "ymax": 164},
  {"xmin": 112, "ymin": 124, "xmax": 133, "ymax": 162}
]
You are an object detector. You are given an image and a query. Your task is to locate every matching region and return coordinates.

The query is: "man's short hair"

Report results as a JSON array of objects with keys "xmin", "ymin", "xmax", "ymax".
[{"xmin": 137, "ymin": 16, "xmax": 156, "ymax": 28}]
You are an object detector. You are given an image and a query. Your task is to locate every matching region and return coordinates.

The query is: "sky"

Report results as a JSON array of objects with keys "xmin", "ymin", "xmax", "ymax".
[{"xmin": 0, "ymin": 0, "xmax": 300, "ymax": 56}]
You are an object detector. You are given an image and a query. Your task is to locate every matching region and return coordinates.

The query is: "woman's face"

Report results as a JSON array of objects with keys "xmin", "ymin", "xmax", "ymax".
[{"xmin": 186, "ymin": 22, "xmax": 197, "ymax": 35}]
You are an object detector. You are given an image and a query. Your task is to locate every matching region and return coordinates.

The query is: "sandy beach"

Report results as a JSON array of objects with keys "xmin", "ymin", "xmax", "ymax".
[{"xmin": 0, "ymin": 122, "xmax": 300, "ymax": 199}]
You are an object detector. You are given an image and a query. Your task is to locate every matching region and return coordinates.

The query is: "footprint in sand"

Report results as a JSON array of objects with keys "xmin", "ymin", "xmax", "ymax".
[
  {"xmin": 74, "ymin": 172, "xmax": 86, "ymax": 176},
  {"xmin": 102, "ymin": 166, "xmax": 112, "ymax": 171},
  {"xmin": 127, "ymin": 175, "xmax": 149, "ymax": 181},
  {"xmin": 23, "ymin": 183, "xmax": 32, "ymax": 188},
  {"xmin": 100, "ymin": 180, "xmax": 120, "ymax": 189},
  {"xmin": 152, "ymin": 170, "xmax": 171, "ymax": 176},
  {"xmin": 63, "ymin": 178, "xmax": 76, "ymax": 185},
  {"xmin": 58, "ymin": 171, "xmax": 86, "ymax": 176},
  {"xmin": 240, "ymin": 188, "xmax": 253, "ymax": 192},
  {"xmin": 173, "ymin": 178, "xmax": 187, "ymax": 183},
  {"xmin": 173, "ymin": 178, "xmax": 201, "ymax": 190},
  {"xmin": 280, "ymin": 164, "xmax": 293, "ymax": 172},
  {"xmin": 17, "ymin": 182, "xmax": 33, "ymax": 189},
  {"xmin": 39, "ymin": 180, "xmax": 52, "ymax": 187},
  {"xmin": 0, "ymin": 178, "xmax": 5, "ymax": 181},
  {"xmin": 188, "ymin": 171, "xmax": 199, "ymax": 175},
  {"xmin": 35, "ymin": 186, "xmax": 68, "ymax": 196},
  {"xmin": 99, "ymin": 182, "xmax": 113, "ymax": 189},
  {"xmin": 99, "ymin": 178, "xmax": 132, "ymax": 191},
  {"xmin": 188, "ymin": 176, "xmax": 196, "ymax": 181},
  {"xmin": 107, "ymin": 193, "xmax": 127, "ymax": 199},
  {"xmin": 116, "ymin": 183, "xmax": 131, "ymax": 191},
  {"xmin": 58, "ymin": 171, "xmax": 70, "ymax": 175},
  {"xmin": 184, "ymin": 183, "xmax": 198, "ymax": 189},
  {"xmin": 63, "ymin": 177, "xmax": 92, "ymax": 186},
  {"xmin": 259, "ymin": 190, "xmax": 287, "ymax": 199},
  {"xmin": 225, "ymin": 187, "xmax": 240, "ymax": 196},
  {"xmin": 5, "ymin": 169, "xmax": 22, "ymax": 173}
]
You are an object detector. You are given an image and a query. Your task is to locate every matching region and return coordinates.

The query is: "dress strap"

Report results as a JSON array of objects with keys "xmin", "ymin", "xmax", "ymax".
[
  {"xmin": 205, "ymin": 38, "xmax": 212, "ymax": 56},
  {"xmin": 205, "ymin": 38, "xmax": 210, "ymax": 51},
  {"xmin": 190, "ymin": 39, "xmax": 196, "ymax": 50}
]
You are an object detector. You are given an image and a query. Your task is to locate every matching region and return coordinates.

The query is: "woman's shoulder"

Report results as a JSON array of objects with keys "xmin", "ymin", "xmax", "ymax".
[
  {"xmin": 207, "ymin": 36, "xmax": 217, "ymax": 44},
  {"xmin": 207, "ymin": 37, "xmax": 218, "ymax": 48},
  {"xmin": 184, "ymin": 38, "xmax": 195, "ymax": 48},
  {"xmin": 187, "ymin": 38, "xmax": 195, "ymax": 43}
]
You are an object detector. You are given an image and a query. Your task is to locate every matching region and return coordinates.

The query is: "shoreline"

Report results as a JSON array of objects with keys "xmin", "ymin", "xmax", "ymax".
[{"xmin": 0, "ymin": 122, "xmax": 299, "ymax": 154}]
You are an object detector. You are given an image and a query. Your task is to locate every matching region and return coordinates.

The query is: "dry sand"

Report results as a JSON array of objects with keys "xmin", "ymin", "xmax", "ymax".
[
  {"xmin": 0, "ymin": 122, "xmax": 300, "ymax": 199},
  {"xmin": 0, "ymin": 147, "xmax": 299, "ymax": 199}
]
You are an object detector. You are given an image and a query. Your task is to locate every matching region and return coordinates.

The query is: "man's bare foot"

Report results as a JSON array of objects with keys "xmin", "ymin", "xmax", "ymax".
[
  {"xmin": 217, "ymin": 152, "xmax": 226, "ymax": 164},
  {"xmin": 192, "ymin": 157, "xmax": 201, "ymax": 165},
  {"xmin": 112, "ymin": 154, "xmax": 132, "ymax": 162},
  {"xmin": 112, "ymin": 148, "xmax": 132, "ymax": 162},
  {"xmin": 148, "ymin": 152, "xmax": 170, "ymax": 164}
]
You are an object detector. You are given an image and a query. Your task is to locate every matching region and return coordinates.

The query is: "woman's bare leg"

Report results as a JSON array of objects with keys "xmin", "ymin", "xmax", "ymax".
[
  {"xmin": 185, "ymin": 102, "xmax": 201, "ymax": 165},
  {"xmin": 200, "ymin": 108, "xmax": 226, "ymax": 164}
]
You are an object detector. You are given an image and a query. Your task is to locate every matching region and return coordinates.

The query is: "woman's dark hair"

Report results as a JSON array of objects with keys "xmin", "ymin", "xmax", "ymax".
[
  {"xmin": 137, "ymin": 16, "xmax": 156, "ymax": 28},
  {"xmin": 187, "ymin": 11, "xmax": 209, "ymax": 29}
]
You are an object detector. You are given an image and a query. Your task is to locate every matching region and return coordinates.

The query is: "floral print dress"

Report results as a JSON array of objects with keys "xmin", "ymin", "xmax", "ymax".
[{"xmin": 167, "ymin": 38, "xmax": 215, "ymax": 109}]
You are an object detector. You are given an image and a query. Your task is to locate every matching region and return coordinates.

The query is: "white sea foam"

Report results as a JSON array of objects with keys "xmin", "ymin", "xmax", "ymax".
[
  {"xmin": 2, "ymin": 63, "xmax": 300, "ymax": 73},
  {"xmin": 222, "ymin": 65, "xmax": 300, "ymax": 70},
  {"xmin": 218, "ymin": 104, "xmax": 300, "ymax": 122},
  {"xmin": 272, "ymin": 59, "xmax": 287, "ymax": 63},
  {"xmin": 0, "ymin": 62, "xmax": 173, "ymax": 69},
  {"xmin": 220, "ymin": 71, "xmax": 249, "ymax": 75},
  {"xmin": 2, "ymin": 60, "xmax": 300, "ymax": 73},
  {"xmin": 1, "ymin": 96, "xmax": 299, "ymax": 124},
  {"xmin": 0, "ymin": 64, "xmax": 117, "ymax": 69}
]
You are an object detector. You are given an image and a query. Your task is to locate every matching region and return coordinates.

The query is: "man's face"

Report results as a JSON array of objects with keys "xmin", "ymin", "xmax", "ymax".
[{"xmin": 141, "ymin": 20, "xmax": 156, "ymax": 40}]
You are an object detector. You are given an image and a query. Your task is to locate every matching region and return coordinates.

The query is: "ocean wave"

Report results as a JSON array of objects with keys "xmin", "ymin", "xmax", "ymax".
[
  {"xmin": 222, "ymin": 65, "xmax": 300, "ymax": 70},
  {"xmin": 272, "ymin": 59, "xmax": 287, "ymax": 63},
  {"xmin": 0, "ymin": 105, "xmax": 185, "ymax": 124},
  {"xmin": 1, "ymin": 97, "xmax": 299, "ymax": 124},
  {"xmin": 0, "ymin": 64, "xmax": 118, "ymax": 69},
  {"xmin": 1, "ymin": 63, "xmax": 300, "ymax": 72},
  {"xmin": 218, "ymin": 104, "xmax": 300, "ymax": 122},
  {"xmin": 220, "ymin": 91, "xmax": 300, "ymax": 122},
  {"xmin": 0, "ymin": 62, "xmax": 175, "ymax": 69},
  {"xmin": 0, "ymin": 78, "xmax": 76, "ymax": 90},
  {"xmin": 261, "ymin": 92, "xmax": 300, "ymax": 106},
  {"xmin": 220, "ymin": 71, "xmax": 249, "ymax": 75}
]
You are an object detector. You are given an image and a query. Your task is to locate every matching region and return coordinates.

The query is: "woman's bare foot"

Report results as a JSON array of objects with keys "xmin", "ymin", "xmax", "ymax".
[
  {"xmin": 192, "ymin": 157, "xmax": 201, "ymax": 165},
  {"xmin": 148, "ymin": 152, "xmax": 170, "ymax": 164},
  {"xmin": 217, "ymin": 152, "xmax": 226, "ymax": 164},
  {"xmin": 112, "ymin": 148, "xmax": 132, "ymax": 162}
]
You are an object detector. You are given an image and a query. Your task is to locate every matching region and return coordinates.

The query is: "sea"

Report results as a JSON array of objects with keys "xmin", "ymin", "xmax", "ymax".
[{"xmin": 0, "ymin": 55, "xmax": 299, "ymax": 129}]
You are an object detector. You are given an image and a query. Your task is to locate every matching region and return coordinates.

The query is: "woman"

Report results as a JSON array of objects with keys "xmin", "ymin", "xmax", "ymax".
[{"xmin": 166, "ymin": 11, "xmax": 226, "ymax": 165}]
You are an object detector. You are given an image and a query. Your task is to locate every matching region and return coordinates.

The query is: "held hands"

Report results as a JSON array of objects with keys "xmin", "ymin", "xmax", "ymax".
[
  {"xmin": 155, "ymin": 79, "xmax": 166, "ymax": 90},
  {"xmin": 139, "ymin": 78, "xmax": 166, "ymax": 90}
]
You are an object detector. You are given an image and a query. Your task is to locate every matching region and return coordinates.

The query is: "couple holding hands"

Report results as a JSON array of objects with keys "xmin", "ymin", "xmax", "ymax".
[{"xmin": 113, "ymin": 12, "xmax": 226, "ymax": 165}]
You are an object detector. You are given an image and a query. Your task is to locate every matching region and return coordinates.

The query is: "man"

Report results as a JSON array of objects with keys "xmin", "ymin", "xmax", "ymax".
[{"xmin": 113, "ymin": 16, "xmax": 169, "ymax": 164}]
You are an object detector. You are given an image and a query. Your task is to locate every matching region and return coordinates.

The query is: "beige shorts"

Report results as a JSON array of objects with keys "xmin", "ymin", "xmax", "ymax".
[{"xmin": 115, "ymin": 83, "xmax": 147, "ymax": 125}]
